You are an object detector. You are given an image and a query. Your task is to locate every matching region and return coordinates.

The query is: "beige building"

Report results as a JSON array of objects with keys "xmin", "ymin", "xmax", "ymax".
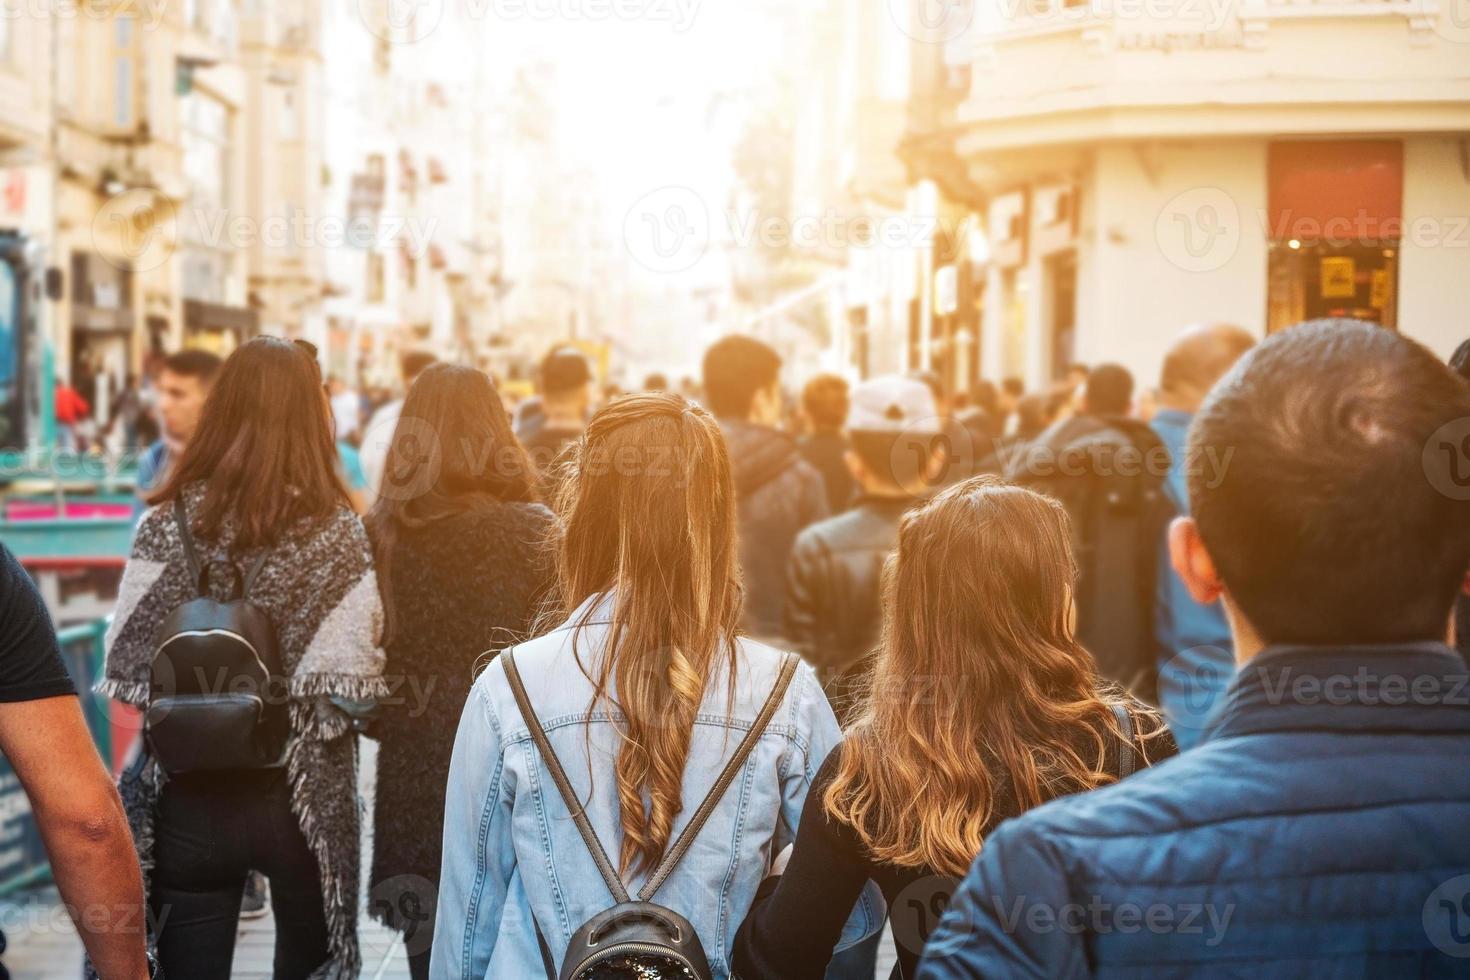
[
  {"xmin": 0, "ymin": 2, "xmax": 336, "ymax": 446},
  {"xmin": 904, "ymin": 0, "xmax": 1470, "ymax": 391},
  {"xmin": 240, "ymin": 0, "xmax": 327, "ymax": 340}
]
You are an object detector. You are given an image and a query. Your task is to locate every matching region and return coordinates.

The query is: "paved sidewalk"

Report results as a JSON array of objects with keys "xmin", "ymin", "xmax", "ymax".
[{"xmin": 0, "ymin": 888, "xmax": 412, "ymax": 978}]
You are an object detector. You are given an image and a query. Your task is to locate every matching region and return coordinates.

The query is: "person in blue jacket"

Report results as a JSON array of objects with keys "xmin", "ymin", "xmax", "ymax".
[
  {"xmin": 1150, "ymin": 323, "xmax": 1255, "ymax": 748},
  {"xmin": 919, "ymin": 318, "xmax": 1470, "ymax": 978}
]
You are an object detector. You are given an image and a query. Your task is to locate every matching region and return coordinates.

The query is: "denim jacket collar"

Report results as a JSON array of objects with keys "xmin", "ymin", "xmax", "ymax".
[
  {"xmin": 553, "ymin": 590, "xmax": 617, "ymax": 634},
  {"xmin": 1205, "ymin": 641, "xmax": 1470, "ymax": 743}
]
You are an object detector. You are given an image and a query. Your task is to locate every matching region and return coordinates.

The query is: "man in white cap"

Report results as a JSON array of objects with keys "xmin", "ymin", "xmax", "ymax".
[{"xmin": 784, "ymin": 375, "xmax": 945, "ymax": 723}]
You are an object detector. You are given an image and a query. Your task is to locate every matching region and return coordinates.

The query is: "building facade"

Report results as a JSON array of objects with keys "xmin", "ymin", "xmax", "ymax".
[{"xmin": 904, "ymin": 0, "xmax": 1470, "ymax": 392}]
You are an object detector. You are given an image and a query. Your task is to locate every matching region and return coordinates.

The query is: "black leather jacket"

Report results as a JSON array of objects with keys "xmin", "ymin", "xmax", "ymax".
[{"xmin": 783, "ymin": 495, "xmax": 914, "ymax": 720}]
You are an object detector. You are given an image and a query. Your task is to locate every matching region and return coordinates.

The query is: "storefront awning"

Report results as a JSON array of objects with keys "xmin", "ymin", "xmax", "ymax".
[{"xmin": 184, "ymin": 299, "xmax": 259, "ymax": 338}]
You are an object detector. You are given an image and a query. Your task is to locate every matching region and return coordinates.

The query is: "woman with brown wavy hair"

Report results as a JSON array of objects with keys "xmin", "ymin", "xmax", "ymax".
[
  {"xmin": 432, "ymin": 392, "xmax": 880, "ymax": 979},
  {"xmin": 733, "ymin": 475, "xmax": 1176, "ymax": 980}
]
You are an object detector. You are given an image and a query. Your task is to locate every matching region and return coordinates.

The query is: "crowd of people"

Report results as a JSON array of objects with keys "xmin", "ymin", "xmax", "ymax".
[{"xmin": 0, "ymin": 314, "xmax": 1467, "ymax": 980}]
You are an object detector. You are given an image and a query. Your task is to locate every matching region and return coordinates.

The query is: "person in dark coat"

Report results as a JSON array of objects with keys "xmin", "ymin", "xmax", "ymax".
[
  {"xmin": 785, "ymin": 376, "xmax": 944, "ymax": 722},
  {"xmin": 364, "ymin": 364, "xmax": 553, "ymax": 980},
  {"xmin": 797, "ymin": 374, "xmax": 855, "ymax": 514},
  {"xmin": 1006, "ymin": 363, "xmax": 1172, "ymax": 690},
  {"xmin": 921, "ymin": 320, "xmax": 1470, "ymax": 978},
  {"xmin": 702, "ymin": 335, "xmax": 828, "ymax": 642}
]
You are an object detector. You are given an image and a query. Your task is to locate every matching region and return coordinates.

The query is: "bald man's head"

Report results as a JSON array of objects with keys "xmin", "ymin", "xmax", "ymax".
[{"xmin": 1159, "ymin": 323, "xmax": 1256, "ymax": 412}]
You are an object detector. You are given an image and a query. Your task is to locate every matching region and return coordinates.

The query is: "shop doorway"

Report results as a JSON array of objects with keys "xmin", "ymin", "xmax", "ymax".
[
  {"xmin": 1266, "ymin": 140, "xmax": 1401, "ymax": 333},
  {"xmin": 1267, "ymin": 242, "xmax": 1396, "ymax": 333}
]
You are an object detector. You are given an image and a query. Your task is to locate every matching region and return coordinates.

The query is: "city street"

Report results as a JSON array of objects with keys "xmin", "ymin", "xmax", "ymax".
[{"xmin": 0, "ymin": 0, "xmax": 1466, "ymax": 977}]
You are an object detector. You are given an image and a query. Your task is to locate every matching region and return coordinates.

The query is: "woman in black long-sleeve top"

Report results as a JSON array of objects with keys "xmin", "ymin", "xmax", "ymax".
[
  {"xmin": 733, "ymin": 477, "xmax": 1177, "ymax": 979},
  {"xmin": 364, "ymin": 364, "xmax": 553, "ymax": 980}
]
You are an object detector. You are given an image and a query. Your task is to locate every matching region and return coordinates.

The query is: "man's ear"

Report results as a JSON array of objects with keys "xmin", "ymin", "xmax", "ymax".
[{"xmin": 1169, "ymin": 517, "xmax": 1226, "ymax": 605}]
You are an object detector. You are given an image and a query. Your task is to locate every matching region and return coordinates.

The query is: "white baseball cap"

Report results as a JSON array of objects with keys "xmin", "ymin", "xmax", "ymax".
[{"xmin": 847, "ymin": 376, "xmax": 941, "ymax": 435}]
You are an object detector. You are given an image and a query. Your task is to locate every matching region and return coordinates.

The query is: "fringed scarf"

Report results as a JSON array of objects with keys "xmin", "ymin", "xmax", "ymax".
[{"xmin": 99, "ymin": 484, "xmax": 388, "ymax": 978}]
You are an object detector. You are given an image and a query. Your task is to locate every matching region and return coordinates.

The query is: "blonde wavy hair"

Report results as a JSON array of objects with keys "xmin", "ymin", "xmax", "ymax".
[
  {"xmin": 823, "ymin": 476, "xmax": 1160, "ymax": 876},
  {"xmin": 546, "ymin": 392, "xmax": 742, "ymax": 877}
]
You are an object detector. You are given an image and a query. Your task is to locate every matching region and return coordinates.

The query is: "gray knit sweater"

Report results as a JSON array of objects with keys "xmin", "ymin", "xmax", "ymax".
[{"xmin": 99, "ymin": 483, "xmax": 388, "ymax": 978}]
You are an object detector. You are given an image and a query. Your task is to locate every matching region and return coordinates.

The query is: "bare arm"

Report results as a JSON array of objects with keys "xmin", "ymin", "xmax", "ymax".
[{"xmin": 0, "ymin": 695, "xmax": 149, "ymax": 979}]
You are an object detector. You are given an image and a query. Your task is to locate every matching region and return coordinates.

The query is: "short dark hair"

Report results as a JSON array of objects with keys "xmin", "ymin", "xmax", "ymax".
[
  {"xmin": 400, "ymin": 350, "xmax": 437, "ymax": 385},
  {"xmin": 1190, "ymin": 319, "xmax": 1470, "ymax": 645},
  {"xmin": 540, "ymin": 347, "xmax": 592, "ymax": 397},
  {"xmin": 1084, "ymin": 363, "xmax": 1133, "ymax": 416},
  {"xmin": 1001, "ymin": 376, "xmax": 1025, "ymax": 398},
  {"xmin": 161, "ymin": 349, "xmax": 222, "ymax": 383},
  {"xmin": 1449, "ymin": 338, "xmax": 1470, "ymax": 383},
  {"xmin": 801, "ymin": 374, "xmax": 849, "ymax": 431},
  {"xmin": 1016, "ymin": 394, "xmax": 1048, "ymax": 439},
  {"xmin": 702, "ymin": 335, "xmax": 781, "ymax": 419},
  {"xmin": 970, "ymin": 379, "xmax": 1000, "ymax": 418},
  {"xmin": 850, "ymin": 430, "xmax": 935, "ymax": 491},
  {"xmin": 643, "ymin": 372, "xmax": 668, "ymax": 391}
]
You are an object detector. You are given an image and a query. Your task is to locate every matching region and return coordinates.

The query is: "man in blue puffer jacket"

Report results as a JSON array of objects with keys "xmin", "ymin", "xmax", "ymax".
[{"xmin": 919, "ymin": 319, "xmax": 1470, "ymax": 978}]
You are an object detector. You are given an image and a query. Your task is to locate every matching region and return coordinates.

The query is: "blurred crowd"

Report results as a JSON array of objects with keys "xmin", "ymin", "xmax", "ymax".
[{"xmin": 7, "ymin": 317, "xmax": 1469, "ymax": 980}]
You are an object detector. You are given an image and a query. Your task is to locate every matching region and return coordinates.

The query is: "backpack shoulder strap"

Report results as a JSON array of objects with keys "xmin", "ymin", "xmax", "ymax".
[
  {"xmin": 172, "ymin": 497, "xmax": 205, "ymax": 596},
  {"xmin": 1112, "ymin": 701, "xmax": 1136, "ymax": 779},
  {"xmin": 639, "ymin": 653, "xmax": 801, "ymax": 903},
  {"xmin": 241, "ymin": 550, "xmax": 270, "ymax": 599},
  {"xmin": 502, "ymin": 649, "xmax": 632, "ymax": 906}
]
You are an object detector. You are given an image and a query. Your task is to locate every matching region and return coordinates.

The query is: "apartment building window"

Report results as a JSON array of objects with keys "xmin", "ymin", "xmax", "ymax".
[
  {"xmin": 114, "ymin": 20, "xmax": 134, "ymax": 128},
  {"xmin": 280, "ymin": 88, "xmax": 299, "ymax": 139},
  {"xmin": 182, "ymin": 90, "xmax": 230, "ymax": 218}
]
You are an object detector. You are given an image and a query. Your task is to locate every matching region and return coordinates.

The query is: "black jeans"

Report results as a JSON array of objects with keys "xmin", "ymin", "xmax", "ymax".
[{"xmin": 150, "ymin": 768, "xmax": 331, "ymax": 979}]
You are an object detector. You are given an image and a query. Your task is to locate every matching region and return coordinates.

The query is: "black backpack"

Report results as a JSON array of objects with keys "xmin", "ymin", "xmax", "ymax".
[
  {"xmin": 502, "ymin": 648, "xmax": 799, "ymax": 980},
  {"xmin": 145, "ymin": 499, "xmax": 290, "ymax": 774},
  {"xmin": 1014, "ymin": 419, "xmax": 1173, "ymax": 697}
]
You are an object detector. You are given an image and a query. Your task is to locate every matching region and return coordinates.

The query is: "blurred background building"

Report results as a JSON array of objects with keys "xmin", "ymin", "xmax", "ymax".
[
  {"xmin": 896, "ymin": 0, "xmax": 1470, "ymax": 390},
  {"xmin": 0, "ymin": 0, "xmax": 1466, "ymax": 447}
]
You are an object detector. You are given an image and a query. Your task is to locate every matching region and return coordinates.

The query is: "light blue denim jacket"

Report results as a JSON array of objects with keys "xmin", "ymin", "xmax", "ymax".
[{"xmin": 431, "ymin": 594, "xmax": 883, "ymax": 979}]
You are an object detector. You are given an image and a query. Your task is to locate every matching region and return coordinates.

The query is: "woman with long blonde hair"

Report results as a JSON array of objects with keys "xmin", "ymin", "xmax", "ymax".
[
  {"xmin": 432, "ymin": 392, "xmax": 880, "ymax": 979},
  {"xmin": 733, "ymin": 475, "xmax": 1176, "ymax": 980}
]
